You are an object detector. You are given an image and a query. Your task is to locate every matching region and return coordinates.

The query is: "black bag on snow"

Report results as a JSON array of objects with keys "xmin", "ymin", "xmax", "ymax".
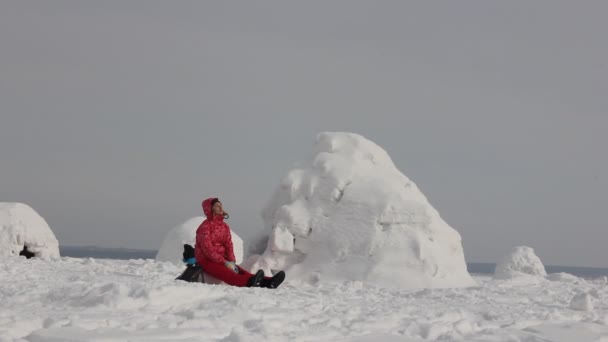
[
  {"xmin": 175, "ymin": 244, "xmax": 205, "ymax": 283},
  {"xmin": 176, "ymin": 264, "xmax": 205, "ymax": 283}
]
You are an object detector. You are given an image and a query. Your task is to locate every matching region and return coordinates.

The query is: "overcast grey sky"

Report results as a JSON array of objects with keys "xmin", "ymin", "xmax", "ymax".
[{"xmin": 1, "ymin": 1, "xmax": 606, "ymax": 267}]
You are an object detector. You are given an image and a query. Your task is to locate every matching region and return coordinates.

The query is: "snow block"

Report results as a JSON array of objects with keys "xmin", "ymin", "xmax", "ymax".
[
  {"xmin": 494, "ymin": 246, "xmax": 547, "ymax": 280},
  {"xmin": 252, "ymin": 132, "xmax": 475, "ymax": 289},
  {"xmin": 570, "ymin": 292, "xmax": 594, "ymax": 311},
  {"xmin": 0, "ymin": 202, "xmax": 60, "ymax": 258}
]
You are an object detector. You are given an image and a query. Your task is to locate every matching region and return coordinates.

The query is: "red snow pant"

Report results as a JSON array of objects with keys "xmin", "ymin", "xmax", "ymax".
[{"xmin": 199, "ymin": 258, "xmax": 254, "ymax": 287}]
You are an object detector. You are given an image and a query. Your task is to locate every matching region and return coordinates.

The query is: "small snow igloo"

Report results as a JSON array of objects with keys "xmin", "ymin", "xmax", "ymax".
[
  {"xmin": 246, "ymin": 132, "xmax": 475, "ymax": 289},
  {"xmin": 494, "ymin": 246, "xmax": 547, "ymax": 280},
  {"xmin": 0, "ymin": 202, "xmax": 60, "ymax": 258},
  {"xmin": 156, "ymin": 216, "xmax": 244, "ymax": 266}
]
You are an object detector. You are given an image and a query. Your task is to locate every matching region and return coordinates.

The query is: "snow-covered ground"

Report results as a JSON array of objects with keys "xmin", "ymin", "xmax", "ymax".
[{"xmin": 2, "ymin": 256, "xmax": 608, "ymax": 341}]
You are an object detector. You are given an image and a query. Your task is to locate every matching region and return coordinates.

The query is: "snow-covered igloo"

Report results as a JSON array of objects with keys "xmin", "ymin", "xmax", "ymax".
[
  {"xmin": 0, "ymin": 202, "xmax": 60, "ymax": 258},
  {"xmin": 244, "ymin": 132, "xmax": 475, "ymax": 289},
  {"xmin": 494, "ymin": 246, "xmax": 547, "ymax": 280},
  {"xmin": 156, "ymin": 216, "xmax": 243, "ymax": 266}
]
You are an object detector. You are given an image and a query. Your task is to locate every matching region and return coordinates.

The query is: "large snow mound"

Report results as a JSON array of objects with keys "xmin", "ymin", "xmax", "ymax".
[
  {"xmin": 494, "ymin": 246, "xmax": 547, "ymax": 280},
  {"xmin": 249, "ymin": 132, "xmax": 475, "ymax": 289},
  {"xmin": 0, "ymin": 202, "xmax": 60, "ymax": 258},
  {"xmin": 156, "ymin": 216, "xmax": 243, "ymax": 265}
]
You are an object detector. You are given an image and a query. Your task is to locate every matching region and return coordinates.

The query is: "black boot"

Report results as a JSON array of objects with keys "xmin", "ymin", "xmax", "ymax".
[
  {"xmin": 262, "ymin": 271, "xmax": 285, "ymax": 289},
  {"xmin": 247, "ymin": 270, "xmax": 265, "ymax": 287}
]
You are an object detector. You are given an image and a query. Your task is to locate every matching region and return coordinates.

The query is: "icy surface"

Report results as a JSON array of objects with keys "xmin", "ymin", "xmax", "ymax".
[
  {"xmin": 0, "ymin": 202, "xmax": 59, "ymax": 258},
  {"xmin": 252, "ymin": 132, "xmax": 474, "ymax": 289},
  {"xmin": 1, "ymin": 257, "xmax": 608, "ymax": 341},
  {"xmin": 494, "ymin": 246, "xmax": 547, "ymax": 280},
  {"xmin": 155, "ymin": 216, "xmax": 243, "ymax": 265}
]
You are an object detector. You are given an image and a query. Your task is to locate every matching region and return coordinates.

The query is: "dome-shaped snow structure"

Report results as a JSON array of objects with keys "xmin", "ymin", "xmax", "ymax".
[
  {"xmin": 156, "ymin": 216, "xmax": 243, "ymax": 265},
  {"xmin": 0, "ymin": 202, "xmax": 60, "ymax": 258},
  {"xmin": 247, "ymin": 132, "xmax": 475, "ymax": 289},
  {"xmin": 494, "ymin": 246, "xmax": 547, "ymax": 279}
]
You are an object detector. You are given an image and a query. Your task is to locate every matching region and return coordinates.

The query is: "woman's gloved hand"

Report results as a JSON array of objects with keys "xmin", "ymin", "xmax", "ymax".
[{"xmin": 224, "ymin": 261, "xmax": 239, "ymax": 273}]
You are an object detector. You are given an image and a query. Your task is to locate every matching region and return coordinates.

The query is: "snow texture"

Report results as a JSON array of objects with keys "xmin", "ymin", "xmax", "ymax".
[
  {"xmin": 546, "ymin": 272, "xmax": 584, "ymax": 283},
  {"xmin": 1, "ymin": 257, "xmax": 608, "ymax": 341},
  {"xmin": 494, "ymin": 246, "xmax": 547, "ymax": 280},
  {"xmin": 249, "ymin": 132, "xmax": 474, "ymax": 289},
  {"xmin": 0, "ymin": 202, "xmax": 59, "ymax": 258},
  {"xmin": 570, "ymin": 292, "xmax": 594, "ymax": 311},
  {"xmin": 155, "ymin": 216, "xmax": 243, "ymax": 265}
]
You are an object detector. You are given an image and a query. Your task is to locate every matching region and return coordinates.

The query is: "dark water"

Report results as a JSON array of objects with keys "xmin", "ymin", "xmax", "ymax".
[{"xmin": 60, "ymin": 247, "xmax": 608, "ymax": 280}]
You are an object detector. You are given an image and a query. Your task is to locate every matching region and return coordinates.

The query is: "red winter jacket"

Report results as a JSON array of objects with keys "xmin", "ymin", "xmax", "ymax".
[{"xmin": 195, "ymin": 198, "xmax": 236, "ymax": 265}]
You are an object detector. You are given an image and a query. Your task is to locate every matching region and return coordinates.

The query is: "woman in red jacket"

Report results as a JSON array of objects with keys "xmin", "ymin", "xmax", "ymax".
[{"xmin": 195, "ymin": 198, "xmax": 285, "ymax": 288}]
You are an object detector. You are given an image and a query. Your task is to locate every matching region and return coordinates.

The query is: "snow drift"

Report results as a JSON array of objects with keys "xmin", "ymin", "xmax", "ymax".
[
  {"xmin": 3, "ymin": 257, "xmax": 608, "ymax": 341},
  {"xmin": 0, "ymin": 202, "xmax": 60, "ymax": 258},
  {"xmin": 156, "ymin": 216, "xmax": 243, "ymax": 265},
  {"xmin": 246, "ymin": 132, "xmax": 475, "ymax": 289},
  {"xmin": 494, "ymin": 246, "xmax": 547, "ymax": 280}
]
